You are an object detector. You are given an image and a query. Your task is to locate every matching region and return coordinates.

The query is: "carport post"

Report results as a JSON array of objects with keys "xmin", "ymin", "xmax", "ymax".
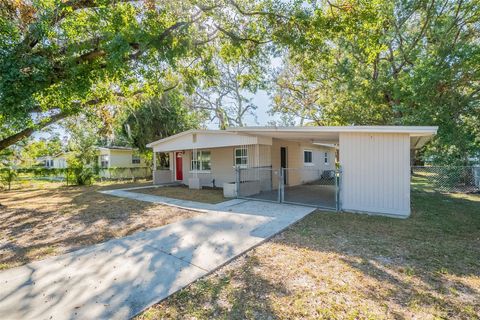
[
  {"xmin": 235, "ymin": 165, "xmax": 240, "ymax": 197},
  {"xmin": 335, "ymin": 169, "xmax": 338, "ymax": 211},
  {"xmin": 335, "ymin": 168, "xmax": 342, "ymax": 212},
  {"xmin": 279, "ymin": 168, "xmax": 285, "ymax": 203}
]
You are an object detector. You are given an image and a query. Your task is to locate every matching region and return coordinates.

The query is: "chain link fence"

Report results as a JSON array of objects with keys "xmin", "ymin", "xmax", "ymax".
[
  {"xmin": 237, "ymin": 166, "xmax": 280, "ymax": 202},
  {"xmin": 412, "ymin": 166, "xmax": 480, "ymax": 193},
  {"xmin": 0, "ymin": 167, "xmax": 152, "ymax": 190},
  {"xmin": 282, "ymin": 168, "xmax": 338, "ymax": 209},
  {"xmin": 236, "ymin": 166, "xmax": 341, "ymax": 210}
]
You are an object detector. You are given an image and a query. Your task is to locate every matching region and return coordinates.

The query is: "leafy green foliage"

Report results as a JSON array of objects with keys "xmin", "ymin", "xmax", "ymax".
[
  {"xmin": 0, "ymin": 0, "xmax": 270, "ymax": 150},
  {"xmin": 122, "ymin": 92, "xmax": 201, "ymax": 151},
  {"xmin": 0, "ymin": 168, "xmax": 17, "ymax": 190},
  {"xmin": 20, "ymin": 137, "xmax": 64, "ymax": 163},
  {"xmin": 65, "ymin": 118, "xmax": 101, "ymax": 185},
  {"xmin": 269, "ymin": 0, "xmax": 480, "ymax": 162}
]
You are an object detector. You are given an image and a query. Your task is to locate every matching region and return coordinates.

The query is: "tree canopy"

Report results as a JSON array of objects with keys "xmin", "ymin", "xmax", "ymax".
[
  {"xmin": 268, "ymin": 0, "xmax": 480, "ymax": 163},
  {"xmin": 1, "ymin": 0, "xmax": 479, "ymax": 163},
  {"xmin": 0, "ymin": 0, "xmax": 272, "ymax": 150}
]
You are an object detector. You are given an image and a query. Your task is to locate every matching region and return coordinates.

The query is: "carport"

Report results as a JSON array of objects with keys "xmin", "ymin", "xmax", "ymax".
[{"xmin": 227, "ymin": 126, "xmax": 438, "ymax": 217}]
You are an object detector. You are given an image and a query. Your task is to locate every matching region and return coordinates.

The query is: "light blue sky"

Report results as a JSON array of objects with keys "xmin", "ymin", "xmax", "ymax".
[{"xmin": 34, "ymin": 90, "xmax": 275, "ymax": 141}]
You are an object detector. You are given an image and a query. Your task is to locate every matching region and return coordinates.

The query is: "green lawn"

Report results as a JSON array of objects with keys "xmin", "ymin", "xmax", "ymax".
[{"xmin": 137, "ymin": 177, "xmax": 480, "ymax": 319}]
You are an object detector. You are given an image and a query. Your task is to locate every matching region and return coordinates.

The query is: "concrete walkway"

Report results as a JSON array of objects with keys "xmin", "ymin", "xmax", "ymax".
[
  {"xmin": 99, "ymin": 187, "xmax": 246, "ymax": 211},
  {"xmin": 0, "ymin": 189, "xmax": 315, "ymax": 320}
]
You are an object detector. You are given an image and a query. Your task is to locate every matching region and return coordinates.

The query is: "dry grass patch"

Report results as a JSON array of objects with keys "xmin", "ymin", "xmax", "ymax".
[
  {"xmin": 135, "ymin": 185, "xmax": 227, "ymax": 204},
  {"xmin": 0, "ymin": 181, "xmax": 200, "ymax": 270},
  {"xmin": 137, "ymin": 182, "xmax": 480, "ymax": 319}
]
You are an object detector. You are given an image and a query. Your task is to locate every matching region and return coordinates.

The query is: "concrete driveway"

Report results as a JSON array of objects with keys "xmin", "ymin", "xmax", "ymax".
[{"xmin": 0, "ymin": 196, "xmax": 314, "ymax": 320}]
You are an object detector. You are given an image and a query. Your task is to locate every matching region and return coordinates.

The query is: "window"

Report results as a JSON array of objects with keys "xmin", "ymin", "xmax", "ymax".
[
  {"xmin": 191, "ymin": 150, "xmax": 211, "ymax": 171},
  {"xmin": 324, "ymin": 152, "xmax": 329, "ymax": 165},
  {"xmin": 234, "ymin": 148, "xmax": 248, "ymax": 168},
  {"xmin": 132, "ymin": 153, "xmax": 141, "ymax": 164},
  {"xmin": 100, "ymin": 155, "xmax": 109, "ymax": 168},
  {"xmin": 304, "ymin": 150, "xmax": 313, "ymax": 165}
]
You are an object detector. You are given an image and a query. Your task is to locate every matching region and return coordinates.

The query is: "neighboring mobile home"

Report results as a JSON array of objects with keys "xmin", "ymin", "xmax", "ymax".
[
  {"xmin": 147, "ymin": 126, "xmax": 437, "ymax": 218},
  {"xmin": 96, "ymin": 146, "xmax": 149, "ymax": 179},
  {"xmin": 37, "ymin": 147, "xmax": 149, "ymax": 179}
]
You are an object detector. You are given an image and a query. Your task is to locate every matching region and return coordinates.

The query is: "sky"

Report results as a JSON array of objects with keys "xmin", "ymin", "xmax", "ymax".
[
  {"xmin": 33, "ymin": 54, "xmax": 285, "ymax": 142},
  {"xmin": 35, "ymin": 57, "xmax": 284, "ymax": 140},
  {"xmin": 34, "ymin": 90, "xmax": 276, "ymax": 141}
]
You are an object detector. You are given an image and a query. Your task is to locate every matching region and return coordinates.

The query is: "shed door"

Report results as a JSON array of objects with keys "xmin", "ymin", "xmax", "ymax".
[{"xmin": 175, "ymin": 152, "xmax": 183, "ymax": 181}]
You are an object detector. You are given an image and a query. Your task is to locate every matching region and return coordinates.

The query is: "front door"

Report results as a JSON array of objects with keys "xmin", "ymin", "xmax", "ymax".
[
  {"xmin": 175, "ymin": 152, "xmax": 183, "ymax": 181},
  {"xmin": 280, "ymin": 147, "xmax": 287, "ymax": 185}
]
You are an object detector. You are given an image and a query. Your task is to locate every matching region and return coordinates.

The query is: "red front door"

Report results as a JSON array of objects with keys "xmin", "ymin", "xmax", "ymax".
[{"xmin": 175, "ymin": 152, "xmax": 183, "ymax": 180}]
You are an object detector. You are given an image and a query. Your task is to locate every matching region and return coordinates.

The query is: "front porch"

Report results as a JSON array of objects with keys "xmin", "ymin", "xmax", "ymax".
[{"xmin": 148, "ymin": 129, "xmax": 339, "ymax": 210}]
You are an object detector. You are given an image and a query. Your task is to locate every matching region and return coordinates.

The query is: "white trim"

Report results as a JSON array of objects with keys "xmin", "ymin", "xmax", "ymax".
[
  {"xmin": 234, "ymin": 147, "xmax": 248, "ymax": 168},
  {"xmin": 147, "ymin": 129, "xmax": 243, "ymax": 148},
  {"xmin": 188, "ymin": 170, "xmax": 212, "ymax": 174},
  {"xmin": 226, "ymin": 125, "xmax": 438, "ymax": 136},
  {"xmin": 191, "ymin": 150, "xmax": 211, "ymax": 172}
]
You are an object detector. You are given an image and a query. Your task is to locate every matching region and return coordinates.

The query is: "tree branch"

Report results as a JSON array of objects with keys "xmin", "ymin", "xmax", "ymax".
[{"xmin": 0, "ymin": 112, "xmax": 69, "ymax": 151}]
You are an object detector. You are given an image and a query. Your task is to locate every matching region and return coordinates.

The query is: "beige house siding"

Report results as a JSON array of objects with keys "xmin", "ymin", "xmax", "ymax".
[
  {"xmin": 154, "ymin": 138, "xmax": 336, "ymax": 189},
  {"xmin": 97, "ymin": 148, "xmax": 149, "ymax": 179},
  {"xmin": 181, "ymin": 147, "xmax": 235, "ymax": 187},
  {"xmin": 168, "ymin": 144, "xmax": 272, "ymax": 187},
  {"xmin": 271, "ymin": 139, "xmax": 336, "ymax": 187},
  {"xmin": 339, "ymin": 132, "xmax": 411, "ymax": 217},
  {"xmin": 97, "ymin": 149, "xmax": 146, "ymax": 168},
  {"xmin": 167, "ymin": 140, "xmax": 335, "ymax": 188}
]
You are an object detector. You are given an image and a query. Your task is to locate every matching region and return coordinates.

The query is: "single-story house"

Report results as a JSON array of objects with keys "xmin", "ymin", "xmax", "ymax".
[
  {"xmin": 147, "ymin": 126, "xmax": 437, "ymax": 218},
  {"xmin": 37, "ymin": 153, "xmax": 69, "ymax": 169},
  {"xmin": 37, "ymin": 147, "xmax": 149, "ymax": 179}
]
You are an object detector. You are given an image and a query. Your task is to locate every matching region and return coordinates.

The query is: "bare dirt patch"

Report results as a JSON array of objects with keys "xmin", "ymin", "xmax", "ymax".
[
  {"xmin": 134, "ymin": 185, "xmax": 227, "ymax": 204},
  {"xmin": 0, "ymin": 181, "xmax": 200, "ymax": 270},
  {"xmin": 137, "ymin": 181, "xmax": 480, "ymax": 319}
]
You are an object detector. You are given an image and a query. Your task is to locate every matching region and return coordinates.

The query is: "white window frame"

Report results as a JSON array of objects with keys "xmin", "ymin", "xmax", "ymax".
[
  {"xmin": 100, "ymin": 155, "xmax": 109, "ymax": 168},
  {"xmin": 190, "ymin": 150, "xmax": 211, "ymax": 173},
  {"xmin": 234, "ymin": 147, "xmax": 248, "ymax": 168},
  {"xmin": 324, "ymin": 152, "xmax": 329, "ymax": 165},
  {"xmin": 303, "ymin": 149, "xmax": 313, "ymax": 166},
  {"xmin": 45, "ymin": 159, "xmax": 53, "ymax": 168}
]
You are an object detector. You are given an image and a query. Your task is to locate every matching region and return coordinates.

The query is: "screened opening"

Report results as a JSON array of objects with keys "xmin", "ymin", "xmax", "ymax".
[{"xmin": 156, "ymin": 152, "xmax": 170, "ymax": 169}]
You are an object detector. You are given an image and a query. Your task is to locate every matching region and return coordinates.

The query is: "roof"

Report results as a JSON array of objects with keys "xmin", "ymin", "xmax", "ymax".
[
  {"xmin": 226, "ymin": 126, "xmax": 437, "ymax": 136},
  {"xmin": 96, "ymin": 146, "xmax": 137, "ymax": 151},
  {"xmin": 36, "ymin": 151, "xmax": 70, "ymax": 161},
  {"xmin": 146, "ymin": 130, "xmax": 238, "ymax": 148},
  {"xmin": 146, "ymin": 126, "xmax": 438, "ymax": 150}
]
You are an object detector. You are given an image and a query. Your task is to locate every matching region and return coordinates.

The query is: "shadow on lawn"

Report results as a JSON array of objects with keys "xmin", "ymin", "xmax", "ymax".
[
  {"xmin": 141, "ymin": 254, "xmax": 286, "ymax": 319},
  {"xmin": 0, "ymin": 208, "xmax": 287, "ymax": 319},
  {"xmin": 269, "ymin": 189, "xmax": 480, "ymax": 318},
  {"xmin": 0, "ymin": 182, "xmax": 191, "ymax": 269}
]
